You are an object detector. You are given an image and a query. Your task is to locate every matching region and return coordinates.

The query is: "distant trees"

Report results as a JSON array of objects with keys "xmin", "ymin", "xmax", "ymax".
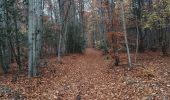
[
  {"xmin": 142, "ymin": 0, "xmax": 170, "ymax": 56},
  {"xmin": 132, "ymin": 0, "xmax": 145, "ymax": 52},
  {"xmin": 0, "ymin": 0, "xmax": 10, "ymax": 74},
  {"xmin": 0, "ymin": 0, "xmax": 25, "ymax": 74},
  {"xmin": 56, "ymin": 0, "xmax": 85, "ymax": 62}
]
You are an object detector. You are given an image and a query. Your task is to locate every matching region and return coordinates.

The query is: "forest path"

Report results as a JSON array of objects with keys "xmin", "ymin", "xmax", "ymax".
[
  {"xmin": 49, "ymin": 48, "xmax": 115, "ymax": 99},
  {"xmin": 1, "ymin": 48, "xmax": 170, "ymax": 99},
  {"xmin": 39, "ymin": 48, "xmax": 170, "ymax": 100}
]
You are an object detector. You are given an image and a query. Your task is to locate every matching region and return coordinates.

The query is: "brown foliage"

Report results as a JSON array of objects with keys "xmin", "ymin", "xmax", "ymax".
[
  {"xmin": 107, "ymin": 32, "xmax": 124, "ymax": 48},
  {"xmin": 107, "ymin": 32, "xmax": 124, "ymax": 66},
  {"xmin": 107, "ymin": 32, "xmax": 123, "ymax": 43}
]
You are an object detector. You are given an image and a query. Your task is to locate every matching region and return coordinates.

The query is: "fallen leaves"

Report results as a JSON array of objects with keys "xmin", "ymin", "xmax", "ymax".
[{"xmin": 0, "ymin": 48, "xmax": 170, "ymax": 99}]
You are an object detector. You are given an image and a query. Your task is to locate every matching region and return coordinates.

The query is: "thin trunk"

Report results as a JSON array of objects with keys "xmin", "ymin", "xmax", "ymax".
[
  {"xmin": 120, "ymin": 0, "xmax": 132, "ymax": 68},
  {"xmin": 135, "ymin": 15, "xmax": 139, "ymax": 63},
  {"xmin": 58, "ymin": 30, "xmax": 62, "ymax": 63},
  {"xmin": 57, "ymin": 0, "xmax": 64, "ymax": 63},
  {"xmin": 13, "ymin": 1, "xmax": 22, "ymax": 70}
]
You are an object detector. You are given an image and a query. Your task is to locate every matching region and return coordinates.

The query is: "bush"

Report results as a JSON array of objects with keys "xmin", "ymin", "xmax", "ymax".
[{"xmin": 95, "ymin": 40, "xmax": 109, "ymax": 54}]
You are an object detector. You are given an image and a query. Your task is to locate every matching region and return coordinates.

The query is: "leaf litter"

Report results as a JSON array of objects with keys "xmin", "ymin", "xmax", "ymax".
[{"xmin": 0, "ymin": 48, "xmax": 170, "ymax": 99}]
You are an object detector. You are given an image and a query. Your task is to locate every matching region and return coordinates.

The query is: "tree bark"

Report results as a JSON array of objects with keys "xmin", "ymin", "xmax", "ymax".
[
  {"xmin": 120, "ymin": 0, "xmax": 132, "ymax": 68},
  {"xmin": 28, "ymin": 0, "xmax": 43, "ymax": 77}
]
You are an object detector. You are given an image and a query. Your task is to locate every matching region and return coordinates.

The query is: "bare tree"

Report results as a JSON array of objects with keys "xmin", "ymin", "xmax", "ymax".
[{"xmin": 120, "ymin": 0, "xmax": 132, "ymax": 68}]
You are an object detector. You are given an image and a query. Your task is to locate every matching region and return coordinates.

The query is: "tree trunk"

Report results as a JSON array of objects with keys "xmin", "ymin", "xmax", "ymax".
[
  {"xmin": 28, "ymin": 0, "xmax": 43, "ymax": 77},
  {"xmin": 120, "ymin": 0, "xmax": 132, "ymax": 68},
  {"xmin": 13, "ymin": 1, "xmax": 22, "ymax": 70},
  {"xmin": 135, "ymin": 13, "xmax": 139, "ymax": 63},
  {"xmin": 28, "ymin": 0, "xmax": 35, "ymax": 77}
]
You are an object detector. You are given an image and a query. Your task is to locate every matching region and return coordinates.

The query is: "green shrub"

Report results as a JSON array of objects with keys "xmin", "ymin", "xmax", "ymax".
[{"xmin": 95, "ymin": 40, "xmax": 109, "ymax": 54}]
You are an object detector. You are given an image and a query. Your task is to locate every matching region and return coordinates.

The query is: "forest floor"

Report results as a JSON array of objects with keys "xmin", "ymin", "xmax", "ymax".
[{"xmin": 0, "ymin": 48, "xmax": 170, "ymax": 100}]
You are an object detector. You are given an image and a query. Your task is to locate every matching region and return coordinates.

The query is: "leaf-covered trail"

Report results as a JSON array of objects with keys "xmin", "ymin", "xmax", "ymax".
[
  {"xmin": 47, "ymin": 48, "xmax": 115, "ymax": 99},
  {"xmin": 1, "ymin": 48, "xmax": 170, "ymax": 99},
  {"xmin": 0, "ymin": 48, "xmax": 115, "ymax": 99}
]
